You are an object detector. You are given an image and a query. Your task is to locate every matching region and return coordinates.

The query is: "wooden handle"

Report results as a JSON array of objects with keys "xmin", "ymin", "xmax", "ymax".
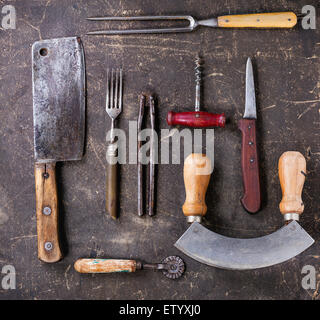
[
  {"xmin": 106, "ymin": 161, "xmax": 118, "ymax": 219},
  {"xmin": 218, "ymin": 12, "xmax": 297, "ymax": 28},
  {"xmin": 183, "ymin": 154, "xmax": 212, "ymax": 220},
  {"xmin": 35, "ymin": 163, "xmax": 62, "ymax": 263},
  {"xmin": 167, "ymin": 111, "xmax": 226, "ymax": 128},
  {"xmin": 238, "ymin": 119, "xmax": 261, "ymax": 213},
  {"xmin": 279, "ymin": 151, "xmax": 306, "ymax": 218},
  {"xmin": 74, "ymin": 259, "xmax": 137, "ymax": 273}
]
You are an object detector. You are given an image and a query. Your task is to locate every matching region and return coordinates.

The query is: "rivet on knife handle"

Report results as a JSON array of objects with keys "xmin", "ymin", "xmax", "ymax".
[
  {"xmin": 238, "ymin": 119, "xmax": 261, "ymax": 213},
  {"xmin": 35, "ymin": 163, "xmax": 62, "ymax": 263}
]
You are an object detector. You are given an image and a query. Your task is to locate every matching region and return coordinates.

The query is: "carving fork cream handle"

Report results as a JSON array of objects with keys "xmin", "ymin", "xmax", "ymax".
[
  {"xmin": 218, "ymin": 12, "xmax": 297, "ymax": 28},
  {"xmin": 279, "ymin": 151, "xmax": 306, "ymax": 221}
]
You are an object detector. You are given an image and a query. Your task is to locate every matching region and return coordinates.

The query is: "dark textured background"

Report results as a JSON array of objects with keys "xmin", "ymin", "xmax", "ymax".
[{"xmin": 0, "ymin": 0, "xmax": 319, "ymax": 300}]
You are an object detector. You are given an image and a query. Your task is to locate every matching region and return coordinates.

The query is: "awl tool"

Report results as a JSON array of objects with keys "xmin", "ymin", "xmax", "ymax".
[
  {"xmin": 174, "ymin": 152, "xmax": 314, "ymax": 270},
  {"xmin": 32, "ymin": 37, "xmax": 86, "ymax": 263},
  {"xmin": 138, "ymin": 94, "xmax": 156, "ymax": 217},
  {"xmin": 74, "ymin": 256, "xmax": 185, "ymax": 279},
  {"xmin": 238, "ymin": 58, "xmax": 261, "ymax": 213},
  {"xmin": 167, "ymin": 56, "xmax": 225, "ymax": 128},
  {"xmin": 87, "ymin": 12, "xmax": 297, "ymax": 35}
]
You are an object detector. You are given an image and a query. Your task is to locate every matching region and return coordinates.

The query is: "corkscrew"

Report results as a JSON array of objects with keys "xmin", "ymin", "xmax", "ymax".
[{"xmin": 167, "ymin": 55, "xmax": 226, "ymax": 128}]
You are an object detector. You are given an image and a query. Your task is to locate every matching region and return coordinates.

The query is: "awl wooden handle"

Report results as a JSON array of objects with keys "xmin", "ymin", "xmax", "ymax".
[
  {"xmin": 74, "ymin": 259, "xmax": 137, "ymax": 273},
  {"xmin": 218, "ymin": 12, "xmax": 297, "ymax": 28},
  {"xmin": 183, "ymin": 154, "xmax": 212, "ymax": 223},
  {"xmin": 35, "ymin": 163, "xmax": 62, "ymax": 263},
  {"xmin": 279, "ymin": 151, "xmax": 306, "ymax": 221},
  {"xmin": 167, "ymin": 111, "xmax": 225, "ymax": 128}
]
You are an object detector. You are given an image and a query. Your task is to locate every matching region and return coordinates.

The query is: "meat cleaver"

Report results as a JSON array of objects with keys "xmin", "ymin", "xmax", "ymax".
[{"xmin": 32, "ymin": 37, "xmax": 85, "ymax": 263}]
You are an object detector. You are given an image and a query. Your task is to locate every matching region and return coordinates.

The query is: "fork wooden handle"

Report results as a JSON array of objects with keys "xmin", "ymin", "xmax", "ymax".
[
  {"xmin": 106, "ymin": 143, "xmax": 118, "ymax": 219},
  {"xmin": 106, "ymin": 162, "xmax": 118, "ymax": 219}
]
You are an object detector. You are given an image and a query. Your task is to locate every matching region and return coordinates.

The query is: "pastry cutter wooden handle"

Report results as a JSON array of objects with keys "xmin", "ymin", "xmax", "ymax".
[{"xmin": 74, "ymin": 256, "xmax": 185, "ymax": 279}]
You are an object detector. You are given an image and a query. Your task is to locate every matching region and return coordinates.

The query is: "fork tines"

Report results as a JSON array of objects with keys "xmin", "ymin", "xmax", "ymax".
[{"xmin": 106, "ymin": 68, "xmax": 123, "ymax": 112}]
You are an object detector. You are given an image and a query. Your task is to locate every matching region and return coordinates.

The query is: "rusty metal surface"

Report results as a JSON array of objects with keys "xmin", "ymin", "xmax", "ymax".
[
  {"xmin": 0, "ymin": 0, "xmax": 319, "ymax": 300},
  {"xmin": 32, "ymin": 37, "xmax": 85, "ymax": 162}
]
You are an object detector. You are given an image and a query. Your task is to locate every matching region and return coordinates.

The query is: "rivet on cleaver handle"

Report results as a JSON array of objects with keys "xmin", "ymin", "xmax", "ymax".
[
  {"xmin": 35, "ymin": 163, "xmax": 62, "ymax": 262},
  {"xmin": 32, "ymin": 37, "xmax": 85, "ymax": 263}
]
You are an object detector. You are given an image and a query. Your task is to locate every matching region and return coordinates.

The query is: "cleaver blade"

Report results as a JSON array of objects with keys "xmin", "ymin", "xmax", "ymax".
[{"xmin": 32, "ymin": 37, "xmax": 85, "ymax": 263}]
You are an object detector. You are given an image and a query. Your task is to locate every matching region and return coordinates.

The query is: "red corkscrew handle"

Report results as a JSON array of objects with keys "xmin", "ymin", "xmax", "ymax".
[{"xmin": 167, "ymin": 111, "xmax": 226, "ymax": 128}]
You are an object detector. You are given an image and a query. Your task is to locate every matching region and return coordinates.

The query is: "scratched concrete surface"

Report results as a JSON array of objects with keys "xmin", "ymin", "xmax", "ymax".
[{"xmin": 0, "ymin": 0, "xmax": 319, "ymax": 300}]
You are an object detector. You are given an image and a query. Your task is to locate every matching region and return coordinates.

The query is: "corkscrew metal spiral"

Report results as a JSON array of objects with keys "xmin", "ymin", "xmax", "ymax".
[{"xmin": 194, "ymin": 55, "xmax": 202, "ymax": 112}]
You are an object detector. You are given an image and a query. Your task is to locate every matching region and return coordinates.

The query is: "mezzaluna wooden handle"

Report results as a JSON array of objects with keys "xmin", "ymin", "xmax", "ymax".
[
  {"xmin": 218, "ymin": 12, "xmax": 297, "ymax": 28},
  {"xmin": 183, "ymin": 154, "xmax": 212, "ymax": 220},
  {"xmin": 167, "ymin": 111, "xmax": 226, "ymax": 128},
  {"xmin": 279, "ymin": 151, "xmax": 306, "ymax": 218},
  {"xmin": 35, "ymin": 163, "xmax": 62, "ymax": 263},
  {"xmin": 74, "ymin": 259, "xmax": 137, "ymax": 273},
  {"xmin": 238, "ymin": 119, "xmax": 261, "ymax": 213}
]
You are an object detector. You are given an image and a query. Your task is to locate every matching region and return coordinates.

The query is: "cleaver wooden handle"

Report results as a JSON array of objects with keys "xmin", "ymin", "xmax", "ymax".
[
  {"xmin": 218, "ymin": 12, "xmax": 297, "ymax": 28},
  {"xmin": 238, "ymin": 119, "xmax": 261, "ymax": 213},
  {"xmin": 35, "ymin": 163, "xmax": 62, "ymax": 263}
]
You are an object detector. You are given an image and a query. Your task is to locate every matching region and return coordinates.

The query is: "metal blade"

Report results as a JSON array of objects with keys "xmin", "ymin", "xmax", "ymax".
[
  {"xmin": 243, "ymin": 57, "xmax": 257, "ymax": 119},
  {"xmin": 174, "ymin": 221, "xmax": 314, "ymax": 270},
  {"xmin": 32, "ymin": 37, "xmax": 85, "ymax": 163}
]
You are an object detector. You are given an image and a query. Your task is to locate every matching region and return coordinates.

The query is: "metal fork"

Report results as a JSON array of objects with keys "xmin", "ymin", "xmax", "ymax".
[{"xmin": 106, "ymin": 68, "xmax": 123, "ymax": 219}]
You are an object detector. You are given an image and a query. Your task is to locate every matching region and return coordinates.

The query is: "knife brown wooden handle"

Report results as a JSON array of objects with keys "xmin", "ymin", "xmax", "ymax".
[
  {"xmin": 106, "ymin": 149, "xmax": 118, "ymax": 219},
  {"xmin": 238, "ymin": 119, "xmax": 261, "ymax": 213},
  {"xmin": 74, "ymin": 259, "xmax": 137, "ymax": 273},
  {"xmin": 218, "ymin": 12, "xmax": 297, "ymax": 28},
  {"xmin": 279, "ymin": 151, "xmax": 306, "ymax": 220},
  {"xmin": 34, "ymin": 163, "xmax": 62, "ymax": 263},
  {"xmin": 183, "ymin": 154, "xmax": 212, "ymax": 222}
]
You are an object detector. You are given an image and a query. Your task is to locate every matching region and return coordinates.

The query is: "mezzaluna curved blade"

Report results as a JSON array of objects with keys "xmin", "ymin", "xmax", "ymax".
[{"xmin": 174, "ymin": 221, "xmax": 314, "ymax": 270}]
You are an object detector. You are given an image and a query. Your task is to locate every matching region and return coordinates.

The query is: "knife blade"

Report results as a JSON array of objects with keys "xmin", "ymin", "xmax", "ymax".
[
  {"xmin": 238, "ymin": 57, "xmax": 261, "ymax": 213},
  {"xmin": 32, "ymin": 37, "xmax": 85, "ymax": 262}
]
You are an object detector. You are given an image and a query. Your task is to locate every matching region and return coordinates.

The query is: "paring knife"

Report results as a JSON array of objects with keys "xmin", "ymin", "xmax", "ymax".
[
  {"xmin": 238, "ymin": 58, "xmax": 261, "ymax": 213},
  {"xmin": 32, "ymin": 37, "xmax": 86, "ymax": 263}
]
